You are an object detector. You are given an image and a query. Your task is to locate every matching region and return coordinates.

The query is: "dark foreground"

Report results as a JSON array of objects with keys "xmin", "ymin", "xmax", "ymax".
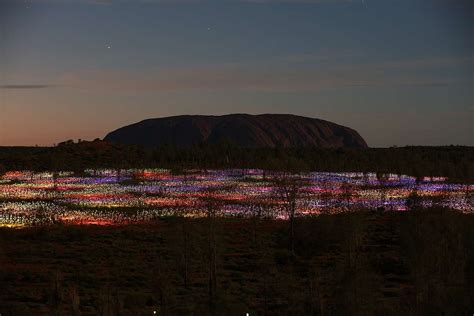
[{"xmin": 0, "ymin": 209, "xmax": 473, "ymax": 315}]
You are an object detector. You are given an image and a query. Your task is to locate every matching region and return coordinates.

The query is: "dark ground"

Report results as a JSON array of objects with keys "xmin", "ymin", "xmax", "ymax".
[{"xmin": 0, "ymin": 209, "xmax": 473, "ymax": 315}]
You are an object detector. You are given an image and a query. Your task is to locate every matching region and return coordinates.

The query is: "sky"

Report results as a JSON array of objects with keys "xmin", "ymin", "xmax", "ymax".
[{"xmin": 0, "ymin": 0, "xmax": 472, "ymax": 147}]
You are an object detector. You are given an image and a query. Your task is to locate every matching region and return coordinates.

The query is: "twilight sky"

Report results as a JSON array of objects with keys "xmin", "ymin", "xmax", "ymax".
[{"xmin": 0, "ymin": 0, "xmax": 472, "ymax": 147}]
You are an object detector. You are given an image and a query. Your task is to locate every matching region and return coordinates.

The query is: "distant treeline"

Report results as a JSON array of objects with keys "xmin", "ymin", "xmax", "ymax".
[{"xmin": 0, "ymin": 140, "xmax": 472, "ymax": 182}]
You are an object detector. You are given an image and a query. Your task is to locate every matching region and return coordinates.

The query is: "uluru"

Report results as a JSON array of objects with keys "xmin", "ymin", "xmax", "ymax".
[{"xmin": 104, "ymin": 114, "xmax": 368, "ymax": 148}]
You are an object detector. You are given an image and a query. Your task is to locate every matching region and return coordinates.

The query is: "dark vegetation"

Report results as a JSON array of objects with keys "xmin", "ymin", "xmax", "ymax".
[
  {"xmin": 0, "ymin": 208, "xmax": 472, "ymax": 315},
  {"xmin": 0, "ymin": 141, "xmax": 473, "ymax": 182}
]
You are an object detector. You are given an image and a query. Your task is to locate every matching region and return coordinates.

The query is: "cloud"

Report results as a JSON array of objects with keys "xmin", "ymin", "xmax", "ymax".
[
  {"xmin": 85, "ymin": 0, "xmax": 112, "ymax": 4},
  {"xmin": 58, "ymin": 57, "xmax": 469, "ymax": 93},
  {"xmin": 371, "ymin": 57, "xmax": 474, "ymax": 70},
  {"xmin": 5, "ymin": 56, "xmax": 469, "ymax": 93},
  {"xmin": 0, "ymin": 84, "xmax": 56, "ymax": 89},
  {"xmin": 2, "ymin": 0, "xmax": 352, "ymax": 4},
  {"xmin": 4, "ymin": 0, "xmax": 472, "ymax": 5},
  {"xmin": 241, "ymin": 0, "xmax": 350, "ymax": 3}
]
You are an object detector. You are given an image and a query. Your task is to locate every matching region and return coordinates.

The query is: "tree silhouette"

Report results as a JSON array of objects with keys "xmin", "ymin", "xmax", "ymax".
[
  {"xmin": 199, "ymin": 187, "xmax": 223, "ymax": 315},
  {"xmin": 274, "ymin": 174, "xmax": 307, "ymax": 255}
]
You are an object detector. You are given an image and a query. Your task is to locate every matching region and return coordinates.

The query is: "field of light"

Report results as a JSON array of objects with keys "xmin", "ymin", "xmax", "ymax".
[{"xmin": 0, "ymin": 169, "xmax": 472, "ymax": 228}]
